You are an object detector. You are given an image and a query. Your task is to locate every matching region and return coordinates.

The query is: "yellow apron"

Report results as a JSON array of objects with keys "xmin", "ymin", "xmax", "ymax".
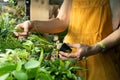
[{"xmin": 64, "ymin": 0, "xmax": 120, "ymax": 80}]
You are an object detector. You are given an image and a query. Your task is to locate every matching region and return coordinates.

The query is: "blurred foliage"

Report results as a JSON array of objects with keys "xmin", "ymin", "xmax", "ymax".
[{"xmin": 0, "ymin": 0, "xmax": 28, "ymax": 52}]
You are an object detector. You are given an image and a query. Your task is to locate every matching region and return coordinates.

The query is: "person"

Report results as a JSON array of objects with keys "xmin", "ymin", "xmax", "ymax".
[
  {"xmin": 14, "ymin": 0, "xmax": 120, "ymax": 80},
  {"xmin": 59, "ymin": 0, "xmax": 120, "ymax": 60}
]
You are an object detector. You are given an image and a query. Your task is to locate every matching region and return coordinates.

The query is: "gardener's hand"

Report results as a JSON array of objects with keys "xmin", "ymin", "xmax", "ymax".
[
  {"xmin": 59, "ymin": 44, "xmax": 100, "ymax": 61},
  {"xmin": 14, "ymin": 21, "xmax": 32, "ymax": 38}
]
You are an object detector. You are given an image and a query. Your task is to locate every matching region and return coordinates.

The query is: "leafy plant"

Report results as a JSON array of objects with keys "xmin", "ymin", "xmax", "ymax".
[
  {"xmin": 0, "ymin": 34, "xmax": 84, "ymax": 80},
  {"xmin": 0, "ymin": 13, "xmax": 23, "ymax": 52},
  {"xmin": 0, "ymin": 3, "xmax": 28, "ymax": 52}
]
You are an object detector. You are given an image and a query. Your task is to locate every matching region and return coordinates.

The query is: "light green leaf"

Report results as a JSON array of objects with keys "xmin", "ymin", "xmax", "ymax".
[
  {"xmin": 23, "ymin": 40, "xmax": 33, "ymax": 46},
  {"xmin": 39, "ymin": 48, "xmax": 44, "ymax": 66},
  {"xmin": 60, "ymin": 59, "xmax": 65, "ymax": 67},
  {"xmin": 13, "ymin": 71, "xmax": 28, "ymax": 80},
  {"xmin": 0, "ymin": 73, "xmax": 9, "ymax": 80},
  {"xmin": 25, "ymin": 60, "xmax": 40, "ymax": 69},
  {"xmin": 65, "ymin": 60, "xmax": 71, "ymax": 69},
  {"xmin": 16, "ymin": 60, "xmax": 22, "ymax": 71}
]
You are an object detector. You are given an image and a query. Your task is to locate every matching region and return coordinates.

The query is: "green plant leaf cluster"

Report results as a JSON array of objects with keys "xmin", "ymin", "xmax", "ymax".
[{"xmin": 0, "ymin": 34, "xmax": 84, "ymax": 80}]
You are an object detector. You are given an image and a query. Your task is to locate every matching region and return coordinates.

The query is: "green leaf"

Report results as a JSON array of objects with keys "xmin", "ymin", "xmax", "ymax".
[
  {"xmin": 37, "ymin": 72, "xmax": 52, "ymax": 80},
  {"xmin": 39, "ymin": 48, "xmax": 44, "ymax": 66},
  {"xmin": 23, "ymin": 40, "xmax": 33, "ymax": 49},
  {"xmin": 34, "ymin": 47, "xmax": 40, "ymax": 53},
  {"xmin": 65, "ymin": 60, "xmax": 71, "ymax": 69},
  {"xmin": 25, "ymin": 60, "xmax": 40, "ymax": 69},
  {"xmin": 22, "ymin": 46, "xmax": 31, "ymax": 51},
  {"xmin": 0, "ymin": 73, "xmax": 9, "ymax": 80},
  {"xmin": 16, "ymin": 60, "xmax": 22, "ymax": 71},
  {"xmin": 26, "ymin": 68, "xmax": 38, "ymax": 79},
  {"xmin": 66, "ymin": 70, "xmax": 72, "ymax": 78},
  {"xmin": 0, "ymin": 63, "xmax": 16, "ymax": 76},
  {"xmin": 29, "ymin": 34, "xmax": 52, "ymax": 44},
  {"xmin": 23, "ymin": 40, "xmax": 33, "ymax": 46},
  {"xmin": 18, "ymin": 50, "xmax": 29, "ymax": 59},
  {"xmin": 69, "ymin": 66, "xmax": 83, "ymax": 71},
  {"xmin": 13, "ymin": 71, "xmax": 28, "ymax": 80},
  {"xmin": 60, "ymin": 59, "xmax": 65, "ymax": 67}
]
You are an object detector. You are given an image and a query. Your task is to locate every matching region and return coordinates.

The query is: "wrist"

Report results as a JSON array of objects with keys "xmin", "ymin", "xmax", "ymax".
[
  {"xmin": 80, "ymin": 44, "xmax": 98, "ymax": 57},
  {"xmin": 91, "ymin": 44, "xmax": 102, "ymax": 54},
  {"xmin": 97, "ymin": 42, "xmax": 106, "ymax": 52},
  {"xmin": 26, "ymin": 20, "xmax": 35, "ymax": 32},
  {"xmin": 81, "ymin": 42, "xmax": 106, "ymax": 58},
  {"xmin": 30, "ymin": 21, "xmax": 40, "ymax": 33},
  {"xmin": 92, "ymin": 42, "xmax": 106, "ymax": 53}
]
